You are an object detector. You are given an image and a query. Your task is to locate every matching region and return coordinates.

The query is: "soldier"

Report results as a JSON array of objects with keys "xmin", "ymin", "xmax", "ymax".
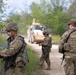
[
  {"xmin": 39, "ymin": 30, "xmax": 52, "ymax": 70},
  {"xmin": 59, "ymin": 19, "xmax": 76, "ymax": 75},
  {"xmin": 0, "ymin": 22, "xmax": 29, "ymax": 75}
]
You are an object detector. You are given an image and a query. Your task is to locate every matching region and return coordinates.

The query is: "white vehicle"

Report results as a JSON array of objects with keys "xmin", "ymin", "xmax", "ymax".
[{"xmin": 27, "ymin": 23, "xmax": 45, "ymax": 43}]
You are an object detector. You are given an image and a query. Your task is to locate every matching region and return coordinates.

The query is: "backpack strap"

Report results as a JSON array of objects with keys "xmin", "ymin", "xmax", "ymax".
[{"xmin": 65, "ymin": 29, "xmax": 76, "ymax": 43}]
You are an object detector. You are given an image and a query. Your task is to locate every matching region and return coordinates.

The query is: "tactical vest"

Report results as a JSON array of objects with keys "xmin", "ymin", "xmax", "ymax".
[
  {"xmin": 67, "ymin": 30, "xmax": 76, "ymax": 53},
  {"xmin": 16, "ymin": 36, "xmax": 29, "ymax": 63},
  {"xmin": 4, "ymin": 36, "xmax": 29, "ymax": 72}
]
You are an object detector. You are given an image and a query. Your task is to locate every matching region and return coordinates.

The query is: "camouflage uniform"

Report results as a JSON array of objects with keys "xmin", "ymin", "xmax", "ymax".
[
  {"xmin": 39, "ymin": 30, "xmax": 52, "ymax": 70},
  {"xmin": 59, "ymin": 20, "xmax": 76, "ymax": 75},
  {"xmin": 0, "ymin": 22, "xmax": 29, "ymax": 75}
]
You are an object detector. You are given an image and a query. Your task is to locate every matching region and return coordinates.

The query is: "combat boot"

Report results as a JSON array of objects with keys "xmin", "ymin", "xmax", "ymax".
[
  {"xmin": 45, "ymin": 66, "xmax": 51, "ymax": 70},
  {"xmin": 46, "ymin": 61, "xmax": 51, "ymax": 70},
  {"xmin": 38, "ymin": 57, "xmax": 44, "ymax": 69}
]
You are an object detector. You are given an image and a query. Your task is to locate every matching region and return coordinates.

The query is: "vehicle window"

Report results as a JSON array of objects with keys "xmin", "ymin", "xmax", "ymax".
[{"xmin": 31, "ymin": 26, "xmax": 44, "ymax": 30}]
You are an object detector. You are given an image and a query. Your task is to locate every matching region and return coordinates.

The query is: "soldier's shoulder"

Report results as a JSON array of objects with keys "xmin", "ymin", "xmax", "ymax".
[
  {"xmin": 17, "ymin": 36, "xmax": 27, "ymax": 45},
  {"xmin": 12, "ymin": 36, "xmax": 24, "ymax": 45},
  {"xmin": 62, "ymin": 31, "xmax": 69, "ymax": 37},
  {"xmin": 45, "ymin": 36, "xmax": 51, "ymax": 40},
  {"xmin": 16, "ymin": 36, "xmax": 24, "ymax": 41},
  {"xmin": 64, "ymin": 30, "xmax": 69, "ymax": 35}
]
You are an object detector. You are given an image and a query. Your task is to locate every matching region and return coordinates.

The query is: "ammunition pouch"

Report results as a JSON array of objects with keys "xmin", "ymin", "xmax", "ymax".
[
  {"xmin": 64, "ymin": 43, "xmax": 76, "ymax": 54},
  {"xmin": 64, "ymin": 52, "xmax": 76, "ymax": 60},
  {"xmin": 64, "ymin": 43, "xmax": 72, "ymax": 52}
]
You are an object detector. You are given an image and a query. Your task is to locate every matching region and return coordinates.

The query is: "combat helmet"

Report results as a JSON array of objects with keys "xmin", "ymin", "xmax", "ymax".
[
  {"xmin": 68, "ymin": 19, "xmax": 76, "ymax": 27},
  {"xmin": 5, "ymin": 22, "xmax": 18, "ymax": 31},
  {"xmin": 43, "ymin": 30, "xmax": 49, "ymax": 35}
]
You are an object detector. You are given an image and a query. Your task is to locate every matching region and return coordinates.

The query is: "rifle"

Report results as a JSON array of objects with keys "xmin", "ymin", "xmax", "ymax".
[
  {"xmin": 42, "ymin": 46, "xmax": 45, "ymax": 55},
  {"xmin": 0, "ymin": 55, "xmax": 3, "ymax": 58},
  {"xmin": 60, "ymin": 51, "xmax": 65, "ymax": 68},
  {"xmin": 60, "ymin": 29, "xmax": 76, "ymax": 68},
  {"xmin": 0, "ymin": 45, "xmax": 12, "ymax": 75}
]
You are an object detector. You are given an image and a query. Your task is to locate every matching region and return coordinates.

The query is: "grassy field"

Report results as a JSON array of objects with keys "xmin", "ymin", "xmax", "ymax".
[
  {"xmin": 51, "ymin": 35, "xmax": 60, "ymax": 44},
  {"xmin": 26, "ymin": 45, "xmax": 45, "ymax": 75},
  {"xmin": 0, "ymin": 36, "xmax": 7, "ymax": 44}
]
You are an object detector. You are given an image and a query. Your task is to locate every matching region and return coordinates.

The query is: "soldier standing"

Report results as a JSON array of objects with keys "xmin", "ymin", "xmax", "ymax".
[
  {"xmin": 59, "ymin": 19, "xmax": 76, "ymax": 75},
  {"xmin": 0, "ymin": 22, "xmax": 29, "ymax": 75},
  {"xmin": 39, "ymin": 30, "xmax": 52, "ymax": 70}
]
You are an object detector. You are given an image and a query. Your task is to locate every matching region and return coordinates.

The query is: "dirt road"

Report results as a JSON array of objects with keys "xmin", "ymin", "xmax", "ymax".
[{"xmin": 26, "ymin": 39, "xmax": 65, "ymax": 75}]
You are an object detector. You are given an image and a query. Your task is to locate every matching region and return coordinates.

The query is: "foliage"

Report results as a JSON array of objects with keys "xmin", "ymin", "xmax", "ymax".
[
  {"xmin": 29, "ymin": 0, "xmax": 71, "ymax": 35},
  {"xmin": 5, "ymin": 13, "xmax": 31, "ymax": 34},
  {"xmin": 1, "ymin": 0, "xmax": 76, "ymax": 35},
  {"xmin": 0, "ymin": 0, "xmax": 3, "ymax": 13},
  {"xmin": 68, "ymin": 1, "xmax": 76, "ymax": 18},
  {"xmin": 51, "ymin": 34, "xmax": 60, "ymax": 44},
  {"xmin": 26, "ymin": 45, "xmax": 45, "ymax": 75},
  {"xmin": 0, "ymin": 35, "xmax": 7, "ymax": 44},
  {"xmin": 0, "ymin": 0, "xmax": 4, "ymax": 29}
]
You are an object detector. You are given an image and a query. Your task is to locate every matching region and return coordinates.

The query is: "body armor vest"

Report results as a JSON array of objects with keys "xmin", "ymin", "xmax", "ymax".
[
  {"xmin": 4, "ymin": 36, "xmax": 29, "ymax": 72},
  {"xmin": 67, "ymin": 31, "xmax": 76, "ymax": 53}
]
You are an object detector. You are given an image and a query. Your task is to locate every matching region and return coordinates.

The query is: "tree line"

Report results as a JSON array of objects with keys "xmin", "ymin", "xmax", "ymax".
[{"xmin": 0, "ymin": 0, "xmax": 76, "ymax": 35}]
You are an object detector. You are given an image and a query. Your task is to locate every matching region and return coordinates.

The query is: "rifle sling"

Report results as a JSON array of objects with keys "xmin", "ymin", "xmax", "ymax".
[{"xmin": 65, "ymin": 29, "xmax": 76, "ymax": 43}]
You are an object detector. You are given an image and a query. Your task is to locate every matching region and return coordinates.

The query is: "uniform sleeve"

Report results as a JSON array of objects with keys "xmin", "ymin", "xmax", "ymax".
[
  {"xmin": 58, "ymin": 31, "xmax": 69, "ymax": 53},
  {"xmin": 42, "ymin": 37, "xmax": 51, "ymax": 47},
  {"xmin": 0, "ymin": 39, "xmax": 23, "ymax": 57}
]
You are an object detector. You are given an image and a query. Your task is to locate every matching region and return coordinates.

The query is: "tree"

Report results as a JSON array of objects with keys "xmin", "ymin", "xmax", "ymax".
[
  {"xmin": 68, "ymin": 1, "xmax": 76, "ymax": 18},
  {"xmin": 0, "ymin": 0, "xmax": 3, "ymax": 20},
  {"xmin": 6, "ymin": 11, "xmax": 32, "ymax": 34},
  {"xmin": 29, "ymin": 0, "xmax": 74, "ymax": 35},
  {"xmin": 0, "ymin": 0, "xmax": 4, "ymax": 29},
  {"xmin": 30, "ymin": 2, "xmax": 44, "ymax": 22},
  {"xmin": 2, "ymin": 0, "xmax": 76, "ymax": 35},
  {"xmin": 0, "ymin": 0, "xmax": 3, "ymax": 13}
]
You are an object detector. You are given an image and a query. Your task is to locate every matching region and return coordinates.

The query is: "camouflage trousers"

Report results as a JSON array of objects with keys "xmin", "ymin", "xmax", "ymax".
[
  {"xmin": 39, "ymin": 51, "xmax": 51, "ymax": 68},
  {"xmin": 6, "ymin": 62, "xmax": 26, "ymax": 75},
  {"xmin": 64, "ymin": 57, "xmax": 76, "ymax": 75}
]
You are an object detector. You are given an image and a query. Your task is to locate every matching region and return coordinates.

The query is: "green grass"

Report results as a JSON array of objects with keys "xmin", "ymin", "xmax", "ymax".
[
  {"xmin": 51, "ymin": 35, "xmax": 60, "ymax": 44},
  {"xmin": 0, "ymin": 36, "xmax": 7, "ymax": 44},
  {"xmin": 0, "ymin": 59, "xmax": 4, "ymax": 75},
  {"xmin": 26, "ymin": 45, "xmax": 44, "ymax": 75},
  {"xmin": 0, "ymin": 36, "xmax": 7, "ymax": 50}
]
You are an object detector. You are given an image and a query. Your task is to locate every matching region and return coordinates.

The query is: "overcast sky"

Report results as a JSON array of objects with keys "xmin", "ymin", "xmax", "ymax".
[
  {"xmin": 1, "ymin": 0, "xmax": 40, "ymax": 19},
  {"xmin": 2, "ymin": 0, "xmax": 70, "ymax": 20},
  {"xmin": 4, "ymin": 0, "xmax": 40, "ymax": 13}
]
